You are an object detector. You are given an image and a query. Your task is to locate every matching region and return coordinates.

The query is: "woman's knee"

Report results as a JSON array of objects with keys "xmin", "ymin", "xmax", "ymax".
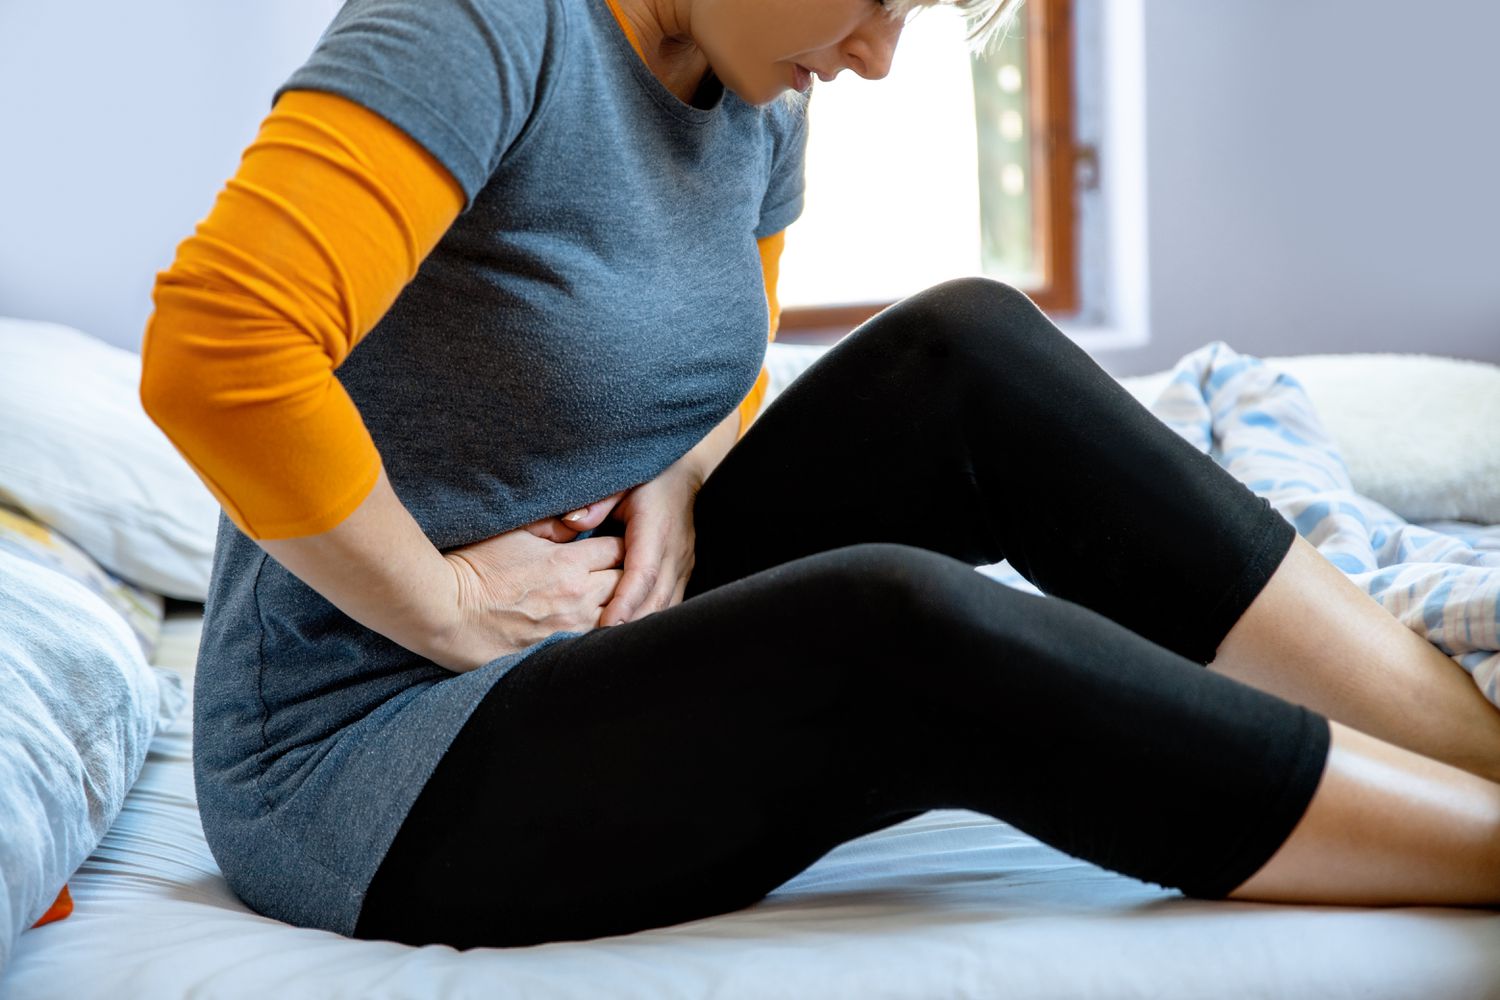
[
  {"xmin": 903, "ymin": 275, "xmax": 1034, "ymax": 323},
  {"xmin": 858, "ymin": 277, "xmax": 1079, "ymax": 382},
  {"xmin": 894, "ymin": 277, "xmax": 1042, "ymax": 349},
  {"xmin": 773, "ymin": 543, "xmax": 1032, "ymax": 660}
]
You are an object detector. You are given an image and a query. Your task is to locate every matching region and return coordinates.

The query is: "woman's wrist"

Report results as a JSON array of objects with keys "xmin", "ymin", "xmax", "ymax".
[
  {"xmin": 426, "ymin": 552, "xmax": 502, "ymax": 673},
  {"xmin": 684, "ymin": 407, "xmax": 741, "ymax": 483},
  {"xmin": 256, "ymin": 464, "xmax": 468, "ymax": 669}
]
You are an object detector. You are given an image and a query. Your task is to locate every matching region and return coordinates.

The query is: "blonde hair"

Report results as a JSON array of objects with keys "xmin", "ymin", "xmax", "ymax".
[
  {"xmin": 776, "ymin": 0, "xmax": 1025, "ymax": 113},
  {"xmin": 890, "ymin": 0, "xmax": 1025, "ymax": 56}
]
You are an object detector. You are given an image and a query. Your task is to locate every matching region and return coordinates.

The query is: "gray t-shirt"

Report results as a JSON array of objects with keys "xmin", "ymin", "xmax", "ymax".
[{"xmin": 192, "ymin": 0, "xmax": 810, "ymax": 936}]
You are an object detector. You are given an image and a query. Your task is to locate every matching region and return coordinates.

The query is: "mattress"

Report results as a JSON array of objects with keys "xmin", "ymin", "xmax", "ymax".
[{"xmin": 5, "ymin": 607, "xmax": 1499, "ymax": 1000}]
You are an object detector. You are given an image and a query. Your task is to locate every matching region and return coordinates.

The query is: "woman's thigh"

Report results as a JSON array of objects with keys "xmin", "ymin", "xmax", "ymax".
[
  {"xmin": 354, "ymin": 543, "xmax": 1330, "ymax": 949},
  {"xmin": 689, "ymin": 276, "xmax": 1295, "ymax": 667},
  {"xmin": 353, "ymin": 544, "xmax": 943, "ymax": 949}
]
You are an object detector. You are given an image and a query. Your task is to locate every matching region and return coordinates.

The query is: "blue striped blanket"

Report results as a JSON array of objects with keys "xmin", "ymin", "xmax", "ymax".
[{"xmin": 978, "ymin": 341, "xmax": 1500, "ymax": 709}]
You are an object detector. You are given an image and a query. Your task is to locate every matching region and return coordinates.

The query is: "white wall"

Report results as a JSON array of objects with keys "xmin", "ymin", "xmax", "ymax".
[
  {"xmin": 1090, "ymin": 0, "xmax": 1500, "ymax": 375},
  {"xmin": 3, "ymin": 1, "xmax": 1498, "ymax": 368},
  {"xmin": 0, "ymin": 1, "xmax": 342, "ymax": 351}
]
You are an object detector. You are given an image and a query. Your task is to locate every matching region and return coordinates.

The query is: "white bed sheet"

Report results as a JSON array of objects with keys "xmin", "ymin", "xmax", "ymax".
[{"xmin": 6, "ymin": 609, "xmax": 1500, "ymax": 1000}]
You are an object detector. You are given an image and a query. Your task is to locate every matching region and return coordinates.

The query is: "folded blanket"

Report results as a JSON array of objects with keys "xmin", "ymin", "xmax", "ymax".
[{"xmin": 980, "ymin": 341, "xmax": 1500, "ymax": 709}]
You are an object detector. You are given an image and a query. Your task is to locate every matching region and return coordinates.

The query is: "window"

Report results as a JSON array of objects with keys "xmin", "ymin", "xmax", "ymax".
[{"xmin": 778, "ymin": 0, "xmax": 1078, "ymax": 340}]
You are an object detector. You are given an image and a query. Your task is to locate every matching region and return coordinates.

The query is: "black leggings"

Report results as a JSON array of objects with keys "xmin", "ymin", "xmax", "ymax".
[{"xmin": 353, "ymin": 278, "xmax": 1329, "ymax": 950}]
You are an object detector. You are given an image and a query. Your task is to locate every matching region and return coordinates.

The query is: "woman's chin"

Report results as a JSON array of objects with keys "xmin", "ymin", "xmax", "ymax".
[
  {"xmin": 714, "ymin": 68, "xmax": 785, "ymax": 107},
  {"xmin": 743, "ymin": 82, "xmax": 797, "ymax": 107}
]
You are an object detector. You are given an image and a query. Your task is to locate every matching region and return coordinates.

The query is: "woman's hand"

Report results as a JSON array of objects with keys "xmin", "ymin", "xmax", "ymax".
[
  {"xmin": 596, "ymin": 456, "xmax": 705, "ymax": 627},
  {"xmin": 431, "ymin": 450, "xmax": 707, "ymax": 671},
  {"xmin": 427, "ymin": 485, "xmax": 639, "ymax": 672},
  {"xmin": 436, "ymin": 521, "xmax": 626, "ymax": 673}
]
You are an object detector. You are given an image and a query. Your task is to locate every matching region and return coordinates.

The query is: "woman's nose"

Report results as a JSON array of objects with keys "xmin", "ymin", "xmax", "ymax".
[{"xmin": 845, "ymin": 17, "xmax": 903, "ymax": 81}]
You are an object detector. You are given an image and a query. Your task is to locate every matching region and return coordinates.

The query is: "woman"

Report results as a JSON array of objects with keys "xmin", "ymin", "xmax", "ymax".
[{"xmin": 140, "ymin": 0, "xmax": 1500, "ymax": 950}]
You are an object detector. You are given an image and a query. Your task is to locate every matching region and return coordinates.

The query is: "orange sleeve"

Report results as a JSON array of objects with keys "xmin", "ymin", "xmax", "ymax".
[
  {"xmin": 138, "ymin": 89, "xmax": 464, "ymax": 541},
  {"xmin": 737, "ymin": 228, "xmax": 785, "ymax": 441}
]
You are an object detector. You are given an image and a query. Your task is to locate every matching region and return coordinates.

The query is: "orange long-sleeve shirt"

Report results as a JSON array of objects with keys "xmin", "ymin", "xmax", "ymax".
[{"xmin": 142, "ymin": 11, "xmax": 784, "ymax": 542}]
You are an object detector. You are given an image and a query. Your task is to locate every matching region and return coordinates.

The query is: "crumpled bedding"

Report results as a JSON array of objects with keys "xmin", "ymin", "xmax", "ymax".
[
  {"xmin": 0, "ymin": 549, "xmax": 185, "ymax": 975},
  {"xmin": 979, "ymin": 340, "xmax": 1500, "ymax": 707}
]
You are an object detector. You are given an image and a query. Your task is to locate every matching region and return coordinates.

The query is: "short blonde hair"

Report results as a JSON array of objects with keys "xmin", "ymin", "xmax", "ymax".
[
  {"xmin": 890, "ymin": 0, "xmax": 1025, "ymax": 56},
  {"xmin": 776, "ymin": 0, "xmax": 1025, "ymax": 112}
]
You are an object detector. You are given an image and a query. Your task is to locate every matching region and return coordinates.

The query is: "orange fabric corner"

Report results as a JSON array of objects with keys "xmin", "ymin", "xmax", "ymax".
[
  {"xmin": 139, "ymin": 89, "xmax": 463, "ymax": 540},
  {"xmin": 602, "ymin": 0, "xmax": 646, "ymax": 61},
  {"xmin": 32, "ymin": 884, "xmax": 73, "ymax": 928},
  {"xmin": 738, "ymin": 229, "xmax": 786, "ymax": 440}
]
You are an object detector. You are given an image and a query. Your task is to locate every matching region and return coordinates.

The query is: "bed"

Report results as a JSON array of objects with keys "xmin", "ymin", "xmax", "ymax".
[{"xmin": 3, "ymin": 319, "xmax": 1499, "ymax": 999}]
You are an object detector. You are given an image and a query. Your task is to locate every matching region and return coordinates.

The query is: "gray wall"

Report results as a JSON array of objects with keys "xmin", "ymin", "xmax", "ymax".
[
  {"xmin": 0, "ymin": 1, "xmax": 341, "ymax": 352},
  {"xmin": 1094, "ymin": 0, "xmax": 1500, "ymax": 375},
  {"xmin": 2, "ymin": 1, "xmax": 1497, "ymax": 367}
]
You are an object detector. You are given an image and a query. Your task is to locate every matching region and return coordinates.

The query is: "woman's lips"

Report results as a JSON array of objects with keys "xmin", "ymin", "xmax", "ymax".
[{"xmin": 792, "ymin": 63, "xmax": 812, "ymax": 90}]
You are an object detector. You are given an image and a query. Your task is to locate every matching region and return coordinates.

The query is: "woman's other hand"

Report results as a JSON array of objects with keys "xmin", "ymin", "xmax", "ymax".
[
  {"xmin": 438, "ymin": 524, "xmax": 625, "ymax": 672},
  {"xmin": 597, "ymin": 457, "xmax": 703, "ymax": 627}
]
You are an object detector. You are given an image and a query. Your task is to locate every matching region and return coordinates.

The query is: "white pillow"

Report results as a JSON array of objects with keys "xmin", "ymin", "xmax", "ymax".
[
  {"xmin": 1115, "ymin": 352, "xmax": 1500, "ymax": 525},
  {"xmin": 0, "ymin": 548, "xmax": 184, "ymax": 974},
  {"xmin": 764, "ymin": 342, "xmax": 1500, "ymax": 525},
  {"xmin": 0, "ymin": 318, "xmax": 220, "ymax": 600}
]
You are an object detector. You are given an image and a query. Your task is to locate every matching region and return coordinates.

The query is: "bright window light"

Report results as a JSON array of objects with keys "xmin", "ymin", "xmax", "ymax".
[
  {"xmin": 779, "ymin": 8, "xmax": 981, "ymax": 308},
  {"xmin": 780, "ymin": 6, "xmax": 1037, "ymax": 308}
]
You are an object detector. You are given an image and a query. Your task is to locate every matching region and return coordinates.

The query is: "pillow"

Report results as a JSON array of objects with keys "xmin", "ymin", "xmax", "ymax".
[
  {"xmin": 0, "ymin": 548, "xmax": 185, "ymax": 973},
  {"xmin": 761, "ymin": 342, "xmax": 830, "ymax": 415},
  {"xmin": 0, "ymin": 317, "xmax": 220, "ymax": 600},
  {"xmin": 0, "ymin": 502, "xmax": 165, "ymax": 660},
  {"xmin": 1116, "ymin": 352, "xmax": 1500, "ymax": 525},
  {"xmin": 763, "ymin": 342, "xmax": 1500, "ymax": 525}
]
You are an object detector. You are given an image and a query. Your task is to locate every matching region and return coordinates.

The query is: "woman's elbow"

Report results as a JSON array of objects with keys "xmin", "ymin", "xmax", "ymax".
[
  {"xmin": 138, "ymin": 315, "xmax": 190, "ymax": 433},
  {"xmin": 137, "ymin": 280, "xmax": 223, "ymax": 439}
]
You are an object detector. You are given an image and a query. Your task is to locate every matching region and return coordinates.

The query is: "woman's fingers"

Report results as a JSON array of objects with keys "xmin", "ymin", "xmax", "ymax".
[
  {"xmin": 560, "ymin": 490, "xmax": 628, "ymax": 532},
  {"xmin": 521, "ymin": 517, "xmax": 579, "ymax": 543},
  {"xmin": 614, "ymin": 541, "xmax": 692, "ymax": 623},
  {"xmin": 641, "ymin": 546, "xmax": 691, "ymax": 616},
  {"xmin": 590, "ymin": 568, "xmax": 625, "ymax": 616},
  {"xmin": 573, "ymin": 535, "xmax": 626, "ymax": 570},
  {"xmin": 603, "ymin": 565, "xmax": 654, "ymax": 625},
  {"xmin": 600, "ymin": 529, "xmax": 664, "ymax": 626}
]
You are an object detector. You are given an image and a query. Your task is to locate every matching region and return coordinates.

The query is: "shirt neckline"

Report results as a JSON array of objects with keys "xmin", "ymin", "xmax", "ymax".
[{"xmin": 589, "ymin": 0, "xmax": 728, "ymax": 125}]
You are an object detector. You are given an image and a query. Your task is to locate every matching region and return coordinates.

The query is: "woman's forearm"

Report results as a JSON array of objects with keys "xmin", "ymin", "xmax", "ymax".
[
  {"xmin": 688, "ymin": 406, "xmax": 743, "ymax": 482},
  {"xmin": 248, "ymin": 400, "xmax": 742, "ymax": 672},
  {"xmin": 256, "ymin": 465, "xmax": 466, "ymax": 669}
]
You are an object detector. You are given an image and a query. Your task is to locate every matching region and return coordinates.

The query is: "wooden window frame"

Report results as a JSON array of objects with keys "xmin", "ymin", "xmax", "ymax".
[{"xmin": 779, "ymin": 0, "xmax": 1078, "ymax": 342}]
